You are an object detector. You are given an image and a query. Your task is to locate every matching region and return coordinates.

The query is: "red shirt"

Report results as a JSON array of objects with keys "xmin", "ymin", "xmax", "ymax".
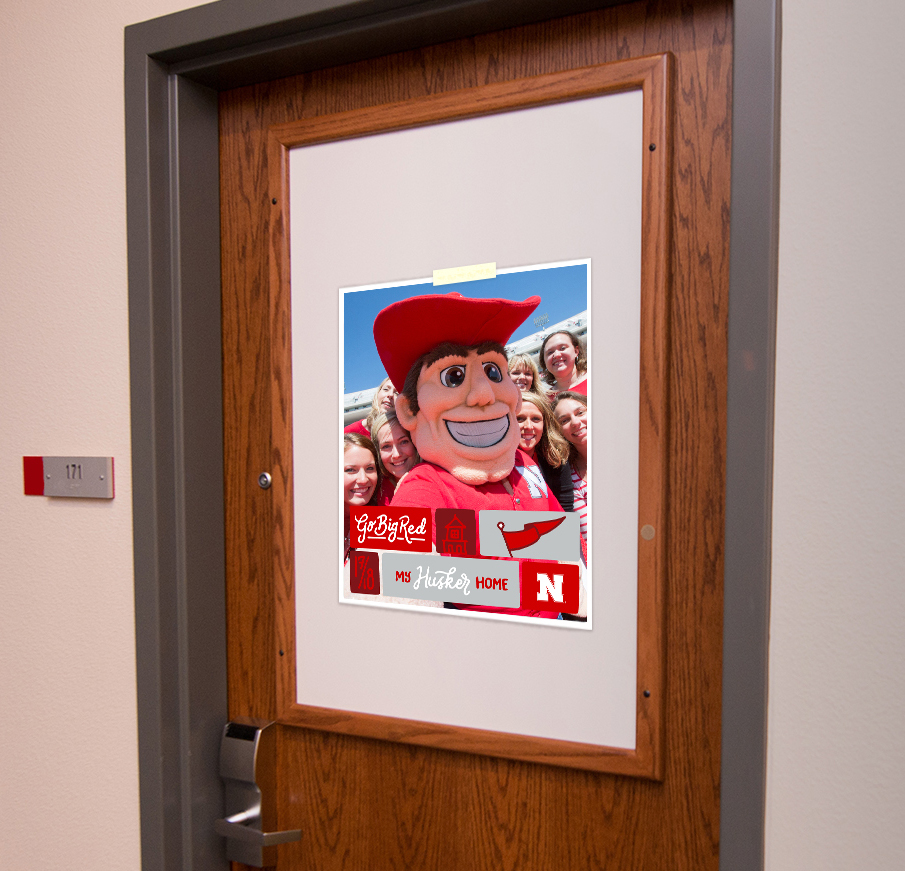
[
  {"xmin": 377, "ymin": 476, "xmax": 396, "ymax": 506},
  {"xmin": 546, "ymin": 375, "xmax": 587, "ymax": 399},
  {"xmin": 391, "ymin": 449, "xmax": 563, "ymax": 618},
  {"xmin": 344, "ymin": 418, "xmax": 370, "ymax": 438}
]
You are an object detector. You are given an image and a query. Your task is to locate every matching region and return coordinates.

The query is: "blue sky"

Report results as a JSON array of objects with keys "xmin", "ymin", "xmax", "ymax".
[{"xmin": 342, "ymin": 262, "xmax": 588, "ymax": 393}]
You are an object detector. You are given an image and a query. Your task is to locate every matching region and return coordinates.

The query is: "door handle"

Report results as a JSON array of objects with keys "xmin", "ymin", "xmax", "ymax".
[
  {"xmin": 215, "ymin": 719, "xmax": 301, "ymax": 866},
  {"xmin": 214, "ymin": 814, "xmax": 302, "ymax": 847}
]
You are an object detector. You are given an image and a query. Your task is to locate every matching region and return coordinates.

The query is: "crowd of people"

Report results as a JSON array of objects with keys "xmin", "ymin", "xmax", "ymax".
[{"xmin": 342, "ymin": 328, "xmax": 589, "ymax": 574}]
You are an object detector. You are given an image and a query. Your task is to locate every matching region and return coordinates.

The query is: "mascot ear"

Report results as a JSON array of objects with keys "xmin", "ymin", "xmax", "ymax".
[{"xmin": 395, "ymin": 393, "xmax": 418, "ymax": 431}]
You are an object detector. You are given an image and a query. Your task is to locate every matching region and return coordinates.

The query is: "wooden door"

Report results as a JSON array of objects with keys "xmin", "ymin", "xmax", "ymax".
[{"xmin": 220, "ymin": 1, "xmax": 731, "ymax": 868}]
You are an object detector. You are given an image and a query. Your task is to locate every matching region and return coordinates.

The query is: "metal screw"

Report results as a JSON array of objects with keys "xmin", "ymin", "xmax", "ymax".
[
  {"xmin": 643, "ymin": 690, "xmax": 651, "ymax": 698},
  {"xmin": 258, "ymin": 472, "xmax": 272, "ymax": 490},
  {"xmin": 271, "ymin": 198, "xmax": 277, "ymax": 205},
  {"xmin": 649, "ymin": 143, "xmax": 656, "ymax": 151}
]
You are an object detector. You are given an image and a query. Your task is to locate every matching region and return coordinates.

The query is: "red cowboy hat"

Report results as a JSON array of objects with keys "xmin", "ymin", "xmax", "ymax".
[{"xmin": 373, "ymin": 291, "xmax": 540, "ymax": 389}]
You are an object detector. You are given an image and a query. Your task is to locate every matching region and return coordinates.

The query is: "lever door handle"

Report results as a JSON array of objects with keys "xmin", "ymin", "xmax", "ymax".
[
  {"xmin": 214, "ymin": 815, "xmax": 302, "ymax": 848},
  {"xmin": 216, "ymin": 719, "xmax": 302, "ymax": 866}
]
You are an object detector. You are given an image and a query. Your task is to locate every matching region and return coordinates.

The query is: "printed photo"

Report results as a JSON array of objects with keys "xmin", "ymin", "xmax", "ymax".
[{"xmin": 340, "ymin": 260, "xmax": 591, "ymax": 627}]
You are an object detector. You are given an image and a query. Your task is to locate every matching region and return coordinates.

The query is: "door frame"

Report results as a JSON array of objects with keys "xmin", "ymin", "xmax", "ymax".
[{"xmin": 125, "ymin": 1, "xmax": 780, "ymax": 869}]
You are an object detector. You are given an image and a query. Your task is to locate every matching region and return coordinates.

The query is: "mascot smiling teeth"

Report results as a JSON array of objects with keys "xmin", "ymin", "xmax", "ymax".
[{"xmin": 445, "ymin": 417, "xmax": 510, "ymax": 448}]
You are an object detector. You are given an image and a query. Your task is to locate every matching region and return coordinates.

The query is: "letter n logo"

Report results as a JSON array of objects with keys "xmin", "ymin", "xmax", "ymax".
[
  {"xmin": 536, "ymin": 572, "xmax": 564, "ymax": 603},
  {"xmin": 519, "ymin": 561, "xmax": 579, "ymax": 614}
]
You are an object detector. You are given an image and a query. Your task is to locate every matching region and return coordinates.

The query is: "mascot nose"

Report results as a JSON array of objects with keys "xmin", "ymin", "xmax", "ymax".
[{"xmin": 465, "ymin": 368, "xmax": 496, "ymax": 407}]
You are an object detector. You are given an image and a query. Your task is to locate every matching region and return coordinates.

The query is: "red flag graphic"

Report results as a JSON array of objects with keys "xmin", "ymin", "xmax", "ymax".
[{"xmin": 496, "ymin": 516, "xmax": 566, "ymax": 556}]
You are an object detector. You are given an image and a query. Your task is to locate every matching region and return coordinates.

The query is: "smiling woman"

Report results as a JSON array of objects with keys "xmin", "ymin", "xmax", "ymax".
[
  {"xmin": 342, "ymin": 433, "xmax": 382, "ymax": 562},
  {"xmin": 553, "ymin": 391, "xmax": 589, "ymax": 557},
  {"xmin": 540, "ymin": 330, "xmax": 588, "ymax": 394},
  {"xmin": 345, "ymin": 376, "xmax": 397, "ymax": 438},
  {"xmin": 517, "ymin": 390, "xmax": 572, "ymax": 511},
  {"xmin": 370, "ymin": 406, "xmax": 420, "ymax": 503},
  {"xmin": 508, "ymin": 352, "xmax": 543, "ymax": 395}
]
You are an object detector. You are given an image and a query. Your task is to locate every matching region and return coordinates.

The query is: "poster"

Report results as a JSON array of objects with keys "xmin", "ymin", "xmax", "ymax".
[
  {"xmin": 340, "ymin": 260, "xmax": 591, "ymax": 629},
  {"xmin": 290, "ymin": 88, "xmax": 644, "ymax": 746}
]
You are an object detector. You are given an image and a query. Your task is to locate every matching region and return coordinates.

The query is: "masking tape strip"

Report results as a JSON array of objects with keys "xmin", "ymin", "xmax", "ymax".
[{"xmin": 433, "ymin": 262, "xmax": 496, "ymax": 286}]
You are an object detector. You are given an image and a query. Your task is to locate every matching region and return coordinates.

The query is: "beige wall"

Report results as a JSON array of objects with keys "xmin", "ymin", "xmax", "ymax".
[
  {"xmin": 1, "ymin": 1, "xmax": 902, "ymax": 868},
  {"xmin": 0, "ymin": 2, "xmax": 191, "ymax": 868},
  {"xmin": 767, "ymin": 1, "xmax": 905, "ymax": 868}
]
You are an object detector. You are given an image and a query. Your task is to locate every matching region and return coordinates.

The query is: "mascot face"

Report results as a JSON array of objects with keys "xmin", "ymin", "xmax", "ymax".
[{"xmin": 396, "ymin": 348, "xmax": 521, "ymax": 485}]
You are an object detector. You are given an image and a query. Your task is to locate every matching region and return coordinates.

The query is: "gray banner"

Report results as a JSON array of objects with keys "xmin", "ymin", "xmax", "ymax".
[
  {"xmin": 479, "ymin": 510, "xmax": 579, "ymax": 561},
  {"xmin": 382, "ymin": 552, "xmax": 520, "ymax": 607}
]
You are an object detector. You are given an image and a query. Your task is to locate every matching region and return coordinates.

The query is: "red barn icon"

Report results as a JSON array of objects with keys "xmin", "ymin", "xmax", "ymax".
[{"xmin": 436, "ymin": 509, "xmax": 477, "ymax": 556}]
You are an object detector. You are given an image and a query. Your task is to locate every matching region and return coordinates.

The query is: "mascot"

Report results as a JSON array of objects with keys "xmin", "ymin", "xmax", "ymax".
[{"xmin": 374, "ymin": 290, "xmax": 571, "ymax": 619}]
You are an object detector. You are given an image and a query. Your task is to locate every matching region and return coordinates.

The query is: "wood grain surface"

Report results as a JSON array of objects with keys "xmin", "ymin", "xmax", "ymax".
[
  {"xmin": 265, "ymin": 52, "xmax": 669, "ymax": 778},
  {"xmin": 221, "ymin": 0, "xmax": 730, "ymax": 867}
]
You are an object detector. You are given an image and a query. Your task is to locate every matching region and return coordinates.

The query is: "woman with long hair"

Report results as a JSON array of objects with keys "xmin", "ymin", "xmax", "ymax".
[
  {"xmin": 507, "ymin": 352, "xmax": 543, "ymax": 396},
  {"xmin": 553, "ymin": 390, "xmax": 589, "ymax": 558},
  {"xmin": 342, "ymin": 432, "xmax": 381, "ymax": 564},
  {"xmin": 516, "ymin": 390, "xmax": 573, "ymax": 511},
  {"xmin": 539, "ymin": 330, "xmax": 587, "ymax": 395},
  {"xmin": 343, "ymin": 432, "xmax": 441, "ymax": 610},
  {"xmin": 344, "ymin": 376, "xmax": 396, "ymax": 437},
  {"xmin": 369, "ymin": 406, "xmax": 420, "ymax": 503}
]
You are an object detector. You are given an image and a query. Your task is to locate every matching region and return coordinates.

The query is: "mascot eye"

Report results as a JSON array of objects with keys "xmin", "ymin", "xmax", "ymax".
[
  {"xmin": 483, "ymin": 362, "xmax": 503, "ymax": 382},
  {"xmin": 439, "ymin": 365, "xmax": 466, "ymax": 388}
]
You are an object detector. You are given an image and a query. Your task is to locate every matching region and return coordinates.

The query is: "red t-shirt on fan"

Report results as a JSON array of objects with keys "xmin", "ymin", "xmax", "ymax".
[
  {"xmin": 390, "ymin": 449, "xmax": 563, "ymax": 619},
  {"xmin": 376, "ymin": 476, "xmax": 396, "ymax": 506},
  {"xmin": 546, "ymin": 376, "xmax": 587, "ymax": 399},
  {"xmin": 344, "ymin": 418, "xmax": 370, "ymax": 438},
  {"xmin": 571, "ymin": 376, "xmax": 587, "ymax": 395}
]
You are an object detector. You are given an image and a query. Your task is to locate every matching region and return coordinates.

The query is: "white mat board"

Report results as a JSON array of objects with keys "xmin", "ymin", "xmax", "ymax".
[{"xmin": 290, "ymin": 90, "xmax": 642, "ymax": 748}]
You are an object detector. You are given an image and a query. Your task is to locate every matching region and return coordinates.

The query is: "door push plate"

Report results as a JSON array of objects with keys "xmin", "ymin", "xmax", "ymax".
[{"xmin": 216, "ymin": 719, "xmax": 301, "ymax": 867}]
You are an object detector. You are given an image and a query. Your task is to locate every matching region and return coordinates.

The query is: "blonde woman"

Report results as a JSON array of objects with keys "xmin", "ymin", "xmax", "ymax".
[
  {"xmin": 507, "ymin": 352, "xmax": 543, "ymax": 395},
  {"xmin": 516, "ymin": 391, "xmax": 573, "ymax": 511},
  {"xmin": 344, "ymin": 376, "xmax": 396, "ymax": 437},
  {"xmin": 370, "ymin": 406, "xmax": 420, "ymax": 503}
]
